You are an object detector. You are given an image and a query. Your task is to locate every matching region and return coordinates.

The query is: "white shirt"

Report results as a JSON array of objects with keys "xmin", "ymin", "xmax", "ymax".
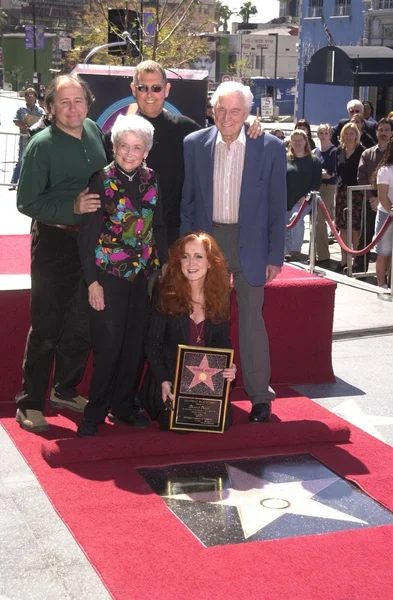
[
  {"xmin": 213, "ymin": 127, "xmax": 246, "ymax": 224},
  {"xmin": 376, "ymin": 165, "xmax": 393, "ymax": 214}
]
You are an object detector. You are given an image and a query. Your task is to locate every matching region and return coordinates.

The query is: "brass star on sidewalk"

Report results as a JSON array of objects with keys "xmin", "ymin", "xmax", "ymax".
[{"xmin": 166, "ymin": 464, "xmax": 368, "ymax": 539}]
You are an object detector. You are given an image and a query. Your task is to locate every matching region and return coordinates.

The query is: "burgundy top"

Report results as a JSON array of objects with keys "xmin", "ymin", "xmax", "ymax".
[{"xmin": 189, "ymin": 318, "xmax": 205, "ymax": 347}]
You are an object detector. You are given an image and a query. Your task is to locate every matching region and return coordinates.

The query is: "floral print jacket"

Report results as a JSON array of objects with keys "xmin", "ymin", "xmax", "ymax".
[{"xmin": 79, "ymin": 162, "xmax": 167, "ymax": 286}]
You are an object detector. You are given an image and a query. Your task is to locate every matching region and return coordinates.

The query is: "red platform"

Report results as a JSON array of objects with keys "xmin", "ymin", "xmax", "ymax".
[{"xmin": 0, "ymin": 241, "xmax": 336, "ymax": 403}]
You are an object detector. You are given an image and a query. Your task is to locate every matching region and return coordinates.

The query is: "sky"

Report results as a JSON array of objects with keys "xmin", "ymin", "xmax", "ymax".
[{"xmin": 226, "ymin": 0, "xmax": 280, "ymax": 29}]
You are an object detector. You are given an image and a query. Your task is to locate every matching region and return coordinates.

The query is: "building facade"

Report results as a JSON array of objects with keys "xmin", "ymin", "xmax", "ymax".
[
  {"xmin": 228, "ymin": 24, "xmax": 299, "ymax": 79},
  {"xmin": 296, "ymin": 0, "xmax": 364, "ymax": 124}
]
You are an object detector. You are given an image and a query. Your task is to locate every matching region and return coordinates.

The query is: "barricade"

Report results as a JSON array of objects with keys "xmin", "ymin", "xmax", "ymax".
[
  {"xmin": 308, "ymin": 190, "xmax": 393, "ymax": 301},
  {"xmin": 346, "ymin": 184, "xmax": 373, "ymax": 278},
  {"xmin": 0, "ymin": 132, "xmax": 28, "ymax": 186}
]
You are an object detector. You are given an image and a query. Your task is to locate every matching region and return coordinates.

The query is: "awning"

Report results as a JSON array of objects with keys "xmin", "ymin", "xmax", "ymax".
[{"xmin": 304, "ymin": 45, "xmax": 393, "ymax": 86}]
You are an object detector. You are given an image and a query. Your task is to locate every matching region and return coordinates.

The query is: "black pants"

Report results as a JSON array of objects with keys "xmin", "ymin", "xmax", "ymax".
[
  {"xmin": 84, "ymin": 271, "xmax": 149, "ymax": 424},
  {"xmin": 16, "ymin": 222, "xmax": 91, "ymax": 411},
  {"xmin": 353, "ymin": 202, "xmax": 377, "ymax": 273}
]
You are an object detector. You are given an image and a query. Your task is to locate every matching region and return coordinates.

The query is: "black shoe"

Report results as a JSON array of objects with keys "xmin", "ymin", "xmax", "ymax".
[
  {"xmin": 77, "ymin": 420, "xmax": 98, "ymax": 437},
  {"xmin": 333, "ymin": 263, "xmax": 345, "ymax": 273},
  {"xmin": 315, "ymin": 259, "xmax": 331, "ymax": 269},
  {"xmin": 107, "ymin": 411, "xmax": 150, "ymax": 430},
  {"xmin": 249, "ymin": 403, "xmax": 272, "ymax": 423}
]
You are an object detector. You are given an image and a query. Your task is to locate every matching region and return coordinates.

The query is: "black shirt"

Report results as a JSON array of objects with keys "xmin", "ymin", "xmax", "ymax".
[{"xmin": 336, "ymin": 145, "xmax": 365, "ymax": 187}]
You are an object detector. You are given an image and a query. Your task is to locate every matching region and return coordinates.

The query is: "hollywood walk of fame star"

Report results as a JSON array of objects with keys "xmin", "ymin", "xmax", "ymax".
[
  {"xmin": 186, "ymin": 354, "xmax": 222, "ymax": 391},
  {"xmin": 164, "ymin": 464, "xmax": 368, "ymax": 539}
]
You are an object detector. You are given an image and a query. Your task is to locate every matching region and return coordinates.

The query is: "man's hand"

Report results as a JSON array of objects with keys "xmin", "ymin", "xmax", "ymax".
[
  {"xmin": 88, "ymin": 281, "xmax": 105, "ymax": 311},
  {"xmin": 245, "ymin": 116, "xmax": 263, "ymax": 139},
  {"xmin": 74, "ymin": 188, "xmax": 101, "ymax": 215},
  {"xmin": 369, "ymin": 196, "xmax": 378, "ymax": 212},
  {"xmin": 266, "ymin": 265, "xmax": 282, "ymax": 284},
  {"xmin": 223, "ymin": 363, "xmax": 237, "ymax": 382}
]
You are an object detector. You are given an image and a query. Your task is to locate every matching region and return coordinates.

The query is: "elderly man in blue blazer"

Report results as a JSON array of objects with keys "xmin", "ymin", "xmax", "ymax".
[{"xmin": 181, "ymin": 81, "xmax": 287, "ymax": 423}]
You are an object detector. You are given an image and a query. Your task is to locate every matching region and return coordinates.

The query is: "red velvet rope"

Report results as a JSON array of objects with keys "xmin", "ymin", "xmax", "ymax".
[
  {"xmin": 318, "ymin": 197, "xmax": 393, "ymax": 256},
  {"xmin": 286, "ymin": 197, "xmax": 310, "ymax": 230}
]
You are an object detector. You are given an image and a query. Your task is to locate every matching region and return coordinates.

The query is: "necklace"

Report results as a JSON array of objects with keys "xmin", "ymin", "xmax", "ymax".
[
  {"xmin": 116, "ymin": 164, "xmax": 137, "ymax": 182},
  {"xmin": 193, "ymin": 319, "xmax": 205, "ymax": 343}
]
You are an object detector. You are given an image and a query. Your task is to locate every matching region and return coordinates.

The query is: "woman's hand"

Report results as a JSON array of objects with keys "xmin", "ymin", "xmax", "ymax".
[
  {"xmin": 223, "ymin": 363, "xmax": 237, "ymax": 382},
  {"xmin": 74, "ymin": 188, "xmax": 101, "ymax": 215},
  {"xmin": 88, "ymin": 281, "xmax": 105, "ymax": 311},
  {"xmin": 161, "ymin": 381, "xmax": 175, "ymax": 409}
]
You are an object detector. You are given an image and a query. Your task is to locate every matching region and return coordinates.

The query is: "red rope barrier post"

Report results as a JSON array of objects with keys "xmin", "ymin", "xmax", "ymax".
[
  {"xmin": 379, "ymin": 206, "xmax": 393, "ymax": 302},
  {"xmin": 347, "ymin": 187, "xmax": 354, "ymax": 277},
  {"xmin": 346, "ymin": 185, "xmax": 374, "ymax": 278},
  {"xmin": 308, "ymin": 191, "xmax": 318, "ymax": 274}
]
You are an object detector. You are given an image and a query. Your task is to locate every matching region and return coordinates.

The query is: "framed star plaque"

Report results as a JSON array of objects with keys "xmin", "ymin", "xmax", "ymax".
[{"xmin": 169, "ymin": 345, "xmax": 234, "ymax": 434}]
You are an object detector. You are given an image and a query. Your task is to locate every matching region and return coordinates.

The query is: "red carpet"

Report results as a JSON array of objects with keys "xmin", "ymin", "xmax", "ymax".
[
  {"xmin": 0, "ymin": 234, "xmax": 31, "ymax": 274},
  {"xmin": 0, "ymin": 260, "xmax": 335, "ymax": 403},
  {"xmin": 1, "ymin": 387, "xmax": 393, "ymax": 599}
]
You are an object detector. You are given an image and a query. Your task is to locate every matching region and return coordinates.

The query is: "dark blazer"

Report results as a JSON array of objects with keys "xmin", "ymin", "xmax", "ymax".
[
  {"xmin": 180, "ymin": 126, "xmax": 287, "ymax": 287},
  {"xmin": 332, "ymin": 118, "xmax": 377, "ymax": 147},
  {"xmin": 140, "ymin": 298, "xmax": 231, "ymax": 421}
]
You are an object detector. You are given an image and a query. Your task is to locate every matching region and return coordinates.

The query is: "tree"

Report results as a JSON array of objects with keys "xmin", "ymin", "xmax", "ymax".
[
  {"xmin": 215, "ymin": 1, "xmax": 233, "ymax": 32},
  {"xmin": 65, "ymin": 0, "xmax": 213, "ymax": 70},
  {"xmin": 237, "ymin": 2, "xmax": 258, "ymax": 24}
]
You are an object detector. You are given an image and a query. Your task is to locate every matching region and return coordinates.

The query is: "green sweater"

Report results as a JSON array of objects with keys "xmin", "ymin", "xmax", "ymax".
[
  {"xmin": 17, "ymin": 118, "xmax": 107, "ymax": 225},
  {"xmin": 286, "ymin": 154, "xmax": 322, "ymax": 211}
]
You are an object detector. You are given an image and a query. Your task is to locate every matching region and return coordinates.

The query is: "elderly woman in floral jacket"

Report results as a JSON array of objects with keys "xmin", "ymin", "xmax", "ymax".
[{"xmin": 77, "ymin": 114, "xmax": 167, "ymax": 436}]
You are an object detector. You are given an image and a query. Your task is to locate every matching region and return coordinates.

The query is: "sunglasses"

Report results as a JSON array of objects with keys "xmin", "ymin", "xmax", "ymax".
[
  {"xmin": 349, "ymin": 108, "xmax": 361, "ymax": 113},
  {"xmin": 136, "ymin": 84, "xmax": 164, "ymax": 93}
]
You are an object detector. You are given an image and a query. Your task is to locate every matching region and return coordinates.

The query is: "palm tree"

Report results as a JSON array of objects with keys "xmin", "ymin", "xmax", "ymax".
[
  {"xmin": 237, "ymin": 2, "xmax": 258, "ymax": 24},
  {"xmin": 215, "ymin": 1, "xmax": 234, "ymax": 32}
]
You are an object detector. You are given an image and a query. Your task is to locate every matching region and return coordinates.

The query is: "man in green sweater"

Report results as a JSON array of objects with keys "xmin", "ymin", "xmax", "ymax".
[{"xmin": 15, "ymin": 75, "xmax": 107, "ymax": 433}]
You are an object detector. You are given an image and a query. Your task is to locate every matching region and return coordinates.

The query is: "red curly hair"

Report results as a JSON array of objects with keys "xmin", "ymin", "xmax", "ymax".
[{"xmin": 159, "ymin": 232, "xmax": 231, "ymax": 324}]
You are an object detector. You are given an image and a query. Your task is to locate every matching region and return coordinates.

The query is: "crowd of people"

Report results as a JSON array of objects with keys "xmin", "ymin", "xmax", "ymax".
[
  {"xmin": 14, "ymin": 62, "xmax": 286, "ymax": 437},
  {"xmin": 12, "ymin": 65, "xmax": 393, "ymax": 436},
  {"xmin": 272, "ymin": 99, "xmax": 393, "ymax": 281}
]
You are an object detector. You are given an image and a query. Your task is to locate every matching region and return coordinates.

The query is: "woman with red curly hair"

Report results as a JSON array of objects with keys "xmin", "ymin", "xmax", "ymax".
[{"xmin": 140, "ymin": 232, "xmax": 237, "ymax": 430}]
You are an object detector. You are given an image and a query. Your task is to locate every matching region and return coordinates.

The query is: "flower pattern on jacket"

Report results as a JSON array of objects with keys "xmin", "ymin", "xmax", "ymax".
[{"xmin": 95, "ymin": 163, "xmax": 160, "ymax": 281}]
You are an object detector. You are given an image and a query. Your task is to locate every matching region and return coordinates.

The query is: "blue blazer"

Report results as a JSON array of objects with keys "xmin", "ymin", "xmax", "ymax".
[{"xmin": 180, "ymin": 126, "xmax": 287, "ymax": 286}]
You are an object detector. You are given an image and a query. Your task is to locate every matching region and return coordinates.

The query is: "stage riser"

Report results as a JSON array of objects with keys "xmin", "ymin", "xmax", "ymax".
[{"xmin": 0, "ymin": 269, "xmax": 335, "ymax": 403}]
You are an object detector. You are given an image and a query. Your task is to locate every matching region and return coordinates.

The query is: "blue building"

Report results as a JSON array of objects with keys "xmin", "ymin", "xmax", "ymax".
[{"xmin": 295, "ymin": 0, "xmax": 365, "ymax": 124}]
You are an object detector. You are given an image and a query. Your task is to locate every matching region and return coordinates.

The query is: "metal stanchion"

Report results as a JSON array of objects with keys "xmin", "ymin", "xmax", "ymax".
[
  {"xmin": 346, "ymin": 185, "xmax": 373, "ymax": 279},
  {"xmin": 379, "ymin": 207, "xmax": 393, "ymax": 302},
  {"xmin": 308, "ymin": 191, "xmax": 318, "ymax": 274},
  {"xmin": 346, "ymin": 188, "xmax": 353, "ymax": 277}
]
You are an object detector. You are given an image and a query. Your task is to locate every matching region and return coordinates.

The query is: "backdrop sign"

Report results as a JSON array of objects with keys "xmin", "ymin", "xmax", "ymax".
[{"xmin": 80, "ymin": 74, "xmax": 208, "ymax": 132}]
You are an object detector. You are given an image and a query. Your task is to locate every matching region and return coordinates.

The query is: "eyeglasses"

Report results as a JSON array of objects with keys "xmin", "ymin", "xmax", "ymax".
[
  {"xmin": 136, "ymin": 84, "xmax": 164, "ymax": 93},
  {"xmin": 349, "ymin": 108, "xmax": 361, "ymax": 114},
  {"xmin": 26, "ymin": 94, "xmax": 36, "ymax": 98}
]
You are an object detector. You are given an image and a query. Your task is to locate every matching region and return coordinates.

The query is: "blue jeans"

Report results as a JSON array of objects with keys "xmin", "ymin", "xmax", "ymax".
[
  {"xmin": 285, "ymin": 202, "xmax": 312, "ymax": 253},
  {"xmin": 11, "ymin": 136, "xmax": 27, "ymax": 185}
]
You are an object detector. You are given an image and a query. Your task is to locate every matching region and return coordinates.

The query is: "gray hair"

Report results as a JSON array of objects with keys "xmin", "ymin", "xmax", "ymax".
[
  {"xmin": 111, "ymin": 114, "xmax": 155, "ymax": 151},
  {"xmin": 347, "ymin": 99, "xmax": 364, "ymax": 114},
  {"xmin": 210, "ymin": 81, "xmax": 253, "ymax": 113}
]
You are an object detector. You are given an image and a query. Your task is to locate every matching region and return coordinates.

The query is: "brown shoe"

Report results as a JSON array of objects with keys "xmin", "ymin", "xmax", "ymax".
[
  {"xmin": 50, "ymin": 389, "xmax": 88, "ymax": 413},
  {"xmin": 16, "ymin": 408, "xmax": 49, "ymax": 433}
]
